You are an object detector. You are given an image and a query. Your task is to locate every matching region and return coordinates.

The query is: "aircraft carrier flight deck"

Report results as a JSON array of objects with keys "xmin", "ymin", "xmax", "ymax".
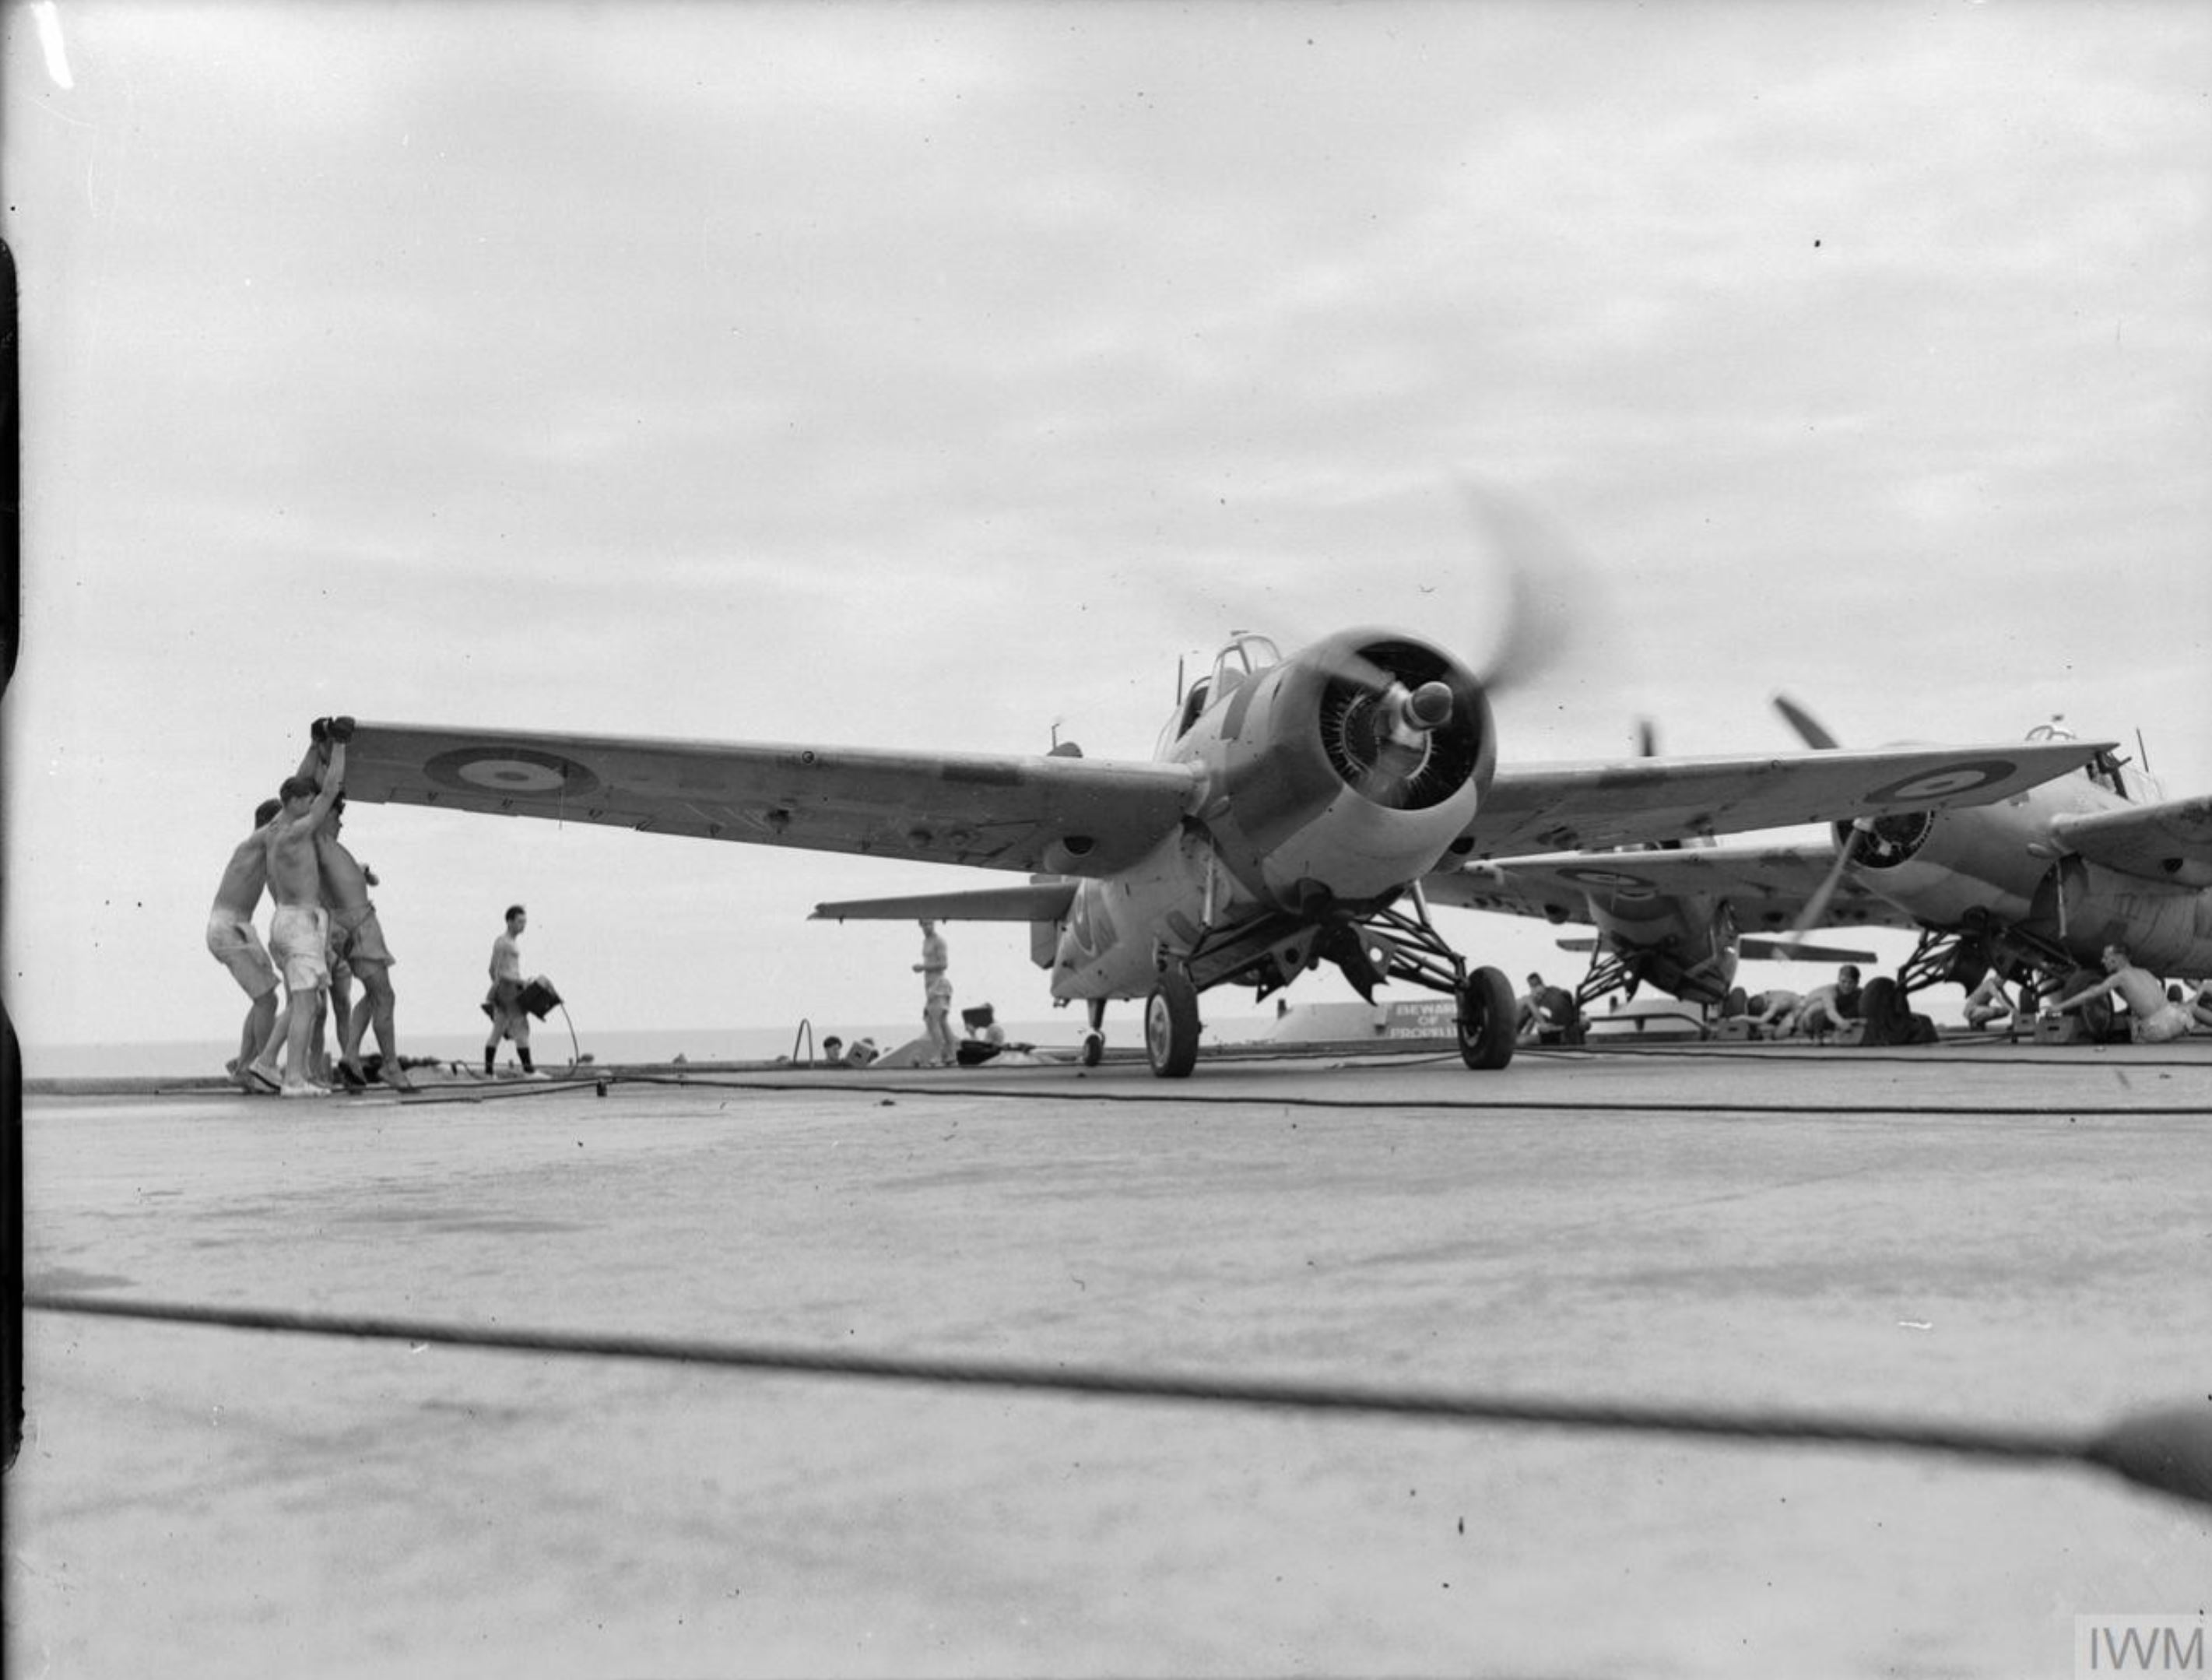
[{"xmin": 12, "ymin": 1035, "xmax": 2210, "ymax": 1678}]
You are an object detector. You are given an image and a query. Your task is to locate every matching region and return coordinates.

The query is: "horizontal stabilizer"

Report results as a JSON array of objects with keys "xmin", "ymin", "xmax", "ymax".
[
  {"xmin": 810, "ymin": 883, "xmax": 1079, "ymax": 923},
  {"xmin": 1740, "ymin": 937, "xmax": 1876, "ymax": 964}
]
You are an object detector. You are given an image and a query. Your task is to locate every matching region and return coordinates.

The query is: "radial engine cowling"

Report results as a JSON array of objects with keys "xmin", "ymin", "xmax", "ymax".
[{"xmin": 1190, "ymin": 629, "xmax": 1494, "ymax": 914}]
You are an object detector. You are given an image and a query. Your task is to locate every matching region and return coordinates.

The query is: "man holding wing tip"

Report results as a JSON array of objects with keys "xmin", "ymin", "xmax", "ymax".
[{"xmin": 262, "ymin": 719, "xmax": 349, "ymax": 1096}]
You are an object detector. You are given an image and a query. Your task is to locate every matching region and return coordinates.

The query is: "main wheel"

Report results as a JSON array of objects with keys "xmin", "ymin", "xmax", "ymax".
[
  {"xmin": 1456, "ymin": 965, "xmax": 1519, "ymax": 1070},
  {"xmin": 1144, "ymin": 970, "xmax": 1201, "ymax": 1079},
  {"xmin": 1858, "ymin": 975, "xmax": 1903, "ymax": 1045}
]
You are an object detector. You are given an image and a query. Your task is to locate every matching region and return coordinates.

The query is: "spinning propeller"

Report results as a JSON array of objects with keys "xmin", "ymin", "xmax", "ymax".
[
  {"xmin": 1295, "ymin": 486, "xmax": 1595, "ymax": 810},
  {"xmin": 1170, "ymin": 480, "xmax": 1591, "ymax": 706},
  {"xmin": 1772, "ymin": 692, "xmax": 1842, "ymax": 752},
  {"xmin": 1771, "ymin": 693, "xmax": 1863, "ymax": 947}
]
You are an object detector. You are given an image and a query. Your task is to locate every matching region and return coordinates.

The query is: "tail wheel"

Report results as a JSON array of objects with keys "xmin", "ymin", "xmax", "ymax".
[
  {"xmin": 1080, "ymin": 1030, "xmax": 1104, "ymax": 1068},
  {"xmin": 1144, "ymin": 970, "xmax": 1201, "ymax": 1079},
  {"xmin": 1456, "ymin": 966, "xmax": 1518, "ymax": 1070}
]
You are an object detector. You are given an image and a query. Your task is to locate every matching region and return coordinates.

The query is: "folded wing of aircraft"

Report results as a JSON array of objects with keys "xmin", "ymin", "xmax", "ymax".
[{"xmin": 314, "ymin": 627, "xmax": 2106, "ymax": 1076}]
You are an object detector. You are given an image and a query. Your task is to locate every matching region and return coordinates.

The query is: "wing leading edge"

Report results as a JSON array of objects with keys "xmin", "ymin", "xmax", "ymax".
[{"xmin": 328, "ymin": 722, "xmax": 1200, "ymax": 878}]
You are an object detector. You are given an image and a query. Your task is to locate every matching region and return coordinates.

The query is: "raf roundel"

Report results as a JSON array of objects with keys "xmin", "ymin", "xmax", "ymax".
[
  {"xmin": 1863, "ymin": 758, "xmax": 2016, "ymax": 806},
  {"xmin": 426, "ymin": 746, "xmax": 600, "ymax": 800}
]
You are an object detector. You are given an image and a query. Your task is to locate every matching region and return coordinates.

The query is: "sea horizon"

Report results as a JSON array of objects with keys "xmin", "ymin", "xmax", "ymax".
[{"xmin": 17, "ymin": 1013, "xmax": 1290, "ymax": 1081}]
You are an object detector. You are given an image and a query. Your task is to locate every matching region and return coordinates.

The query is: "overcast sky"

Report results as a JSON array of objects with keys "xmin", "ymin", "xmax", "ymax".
[{"xmin": 6, "ymin": 0, "xmax": 2208, "ymax": 1057}]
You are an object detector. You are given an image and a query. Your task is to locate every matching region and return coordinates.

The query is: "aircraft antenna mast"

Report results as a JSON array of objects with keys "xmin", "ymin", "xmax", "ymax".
[{"xmin": 2136, "ymin": 728, "xmax": 2151, "ymax": 774}]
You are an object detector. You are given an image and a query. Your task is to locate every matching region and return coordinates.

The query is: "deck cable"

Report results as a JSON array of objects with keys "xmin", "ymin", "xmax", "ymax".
[
  {"xmin": 22, "ymin": 1292, "xmax": 2210, "ymax": 1509},
  {"xmin": 585, "ymin": 1070, "xmax": 2208, "ymax": 1117}
]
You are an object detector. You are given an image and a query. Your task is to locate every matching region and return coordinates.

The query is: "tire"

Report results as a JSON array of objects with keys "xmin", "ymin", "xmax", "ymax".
[
  {"xmin": 1859, "ymin": 976, "xmax": 1903, "ymax": 1046},
  {"xmin": 1144, "ymin": 971, "xmax": 1201, "ymax": 1079},
  {"xmin": 2056, "ymin": 967, "xmax": 2115, "ymax": 1040},
  {"xmin": 1456, "ymin": 965, "xmax": 1519, "ymax": 1070},
  {"xmin": 1080, "ymin": 1030, "xmax": 1104, "ymax": 1069}
]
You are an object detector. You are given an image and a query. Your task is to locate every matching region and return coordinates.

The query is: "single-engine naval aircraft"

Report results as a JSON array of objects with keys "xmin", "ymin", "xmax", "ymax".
[
  {"xmin": 1421, "ymin": 719, "xmax": 1876, "ymax": 1017},
  {"xmin": 311, "ymin": 627, "xmax": 2103, "ymax": 1076},
  {"xmin": 1427, "ymin": 700, "xmax": 2210, "ymax": 1028}
]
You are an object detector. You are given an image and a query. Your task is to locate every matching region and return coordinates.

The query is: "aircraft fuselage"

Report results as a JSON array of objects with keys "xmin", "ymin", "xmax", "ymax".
[{"xmin": 1045, "ymin": 628, "xmax": 1494, "ymax": 1003}]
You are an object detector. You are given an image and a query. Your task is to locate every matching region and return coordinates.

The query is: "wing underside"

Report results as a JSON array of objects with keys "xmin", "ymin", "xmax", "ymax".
[{"xmin": 327, "ymin": 722, "xmax": 1199, "ymax": 878}]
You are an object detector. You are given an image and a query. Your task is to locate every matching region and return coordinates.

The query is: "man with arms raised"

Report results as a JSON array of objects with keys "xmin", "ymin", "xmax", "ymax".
[
  {"xmin": 209, "ymin": 796, "xmax": 286, "ymax": 1093},
  {"xmin": 263, "ymin": 722, "xmax": 349, "ymax": 1096},
  {"xmin": 318, "ymin": 796, "xmax": 413, "ymax": 1091}
]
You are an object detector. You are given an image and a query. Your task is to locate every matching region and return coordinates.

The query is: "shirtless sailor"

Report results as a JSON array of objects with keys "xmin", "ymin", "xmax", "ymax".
[
  {"xmin": 209, "ymin": 797, "xmax": 285, "ymax": 1092},
  {"xmin": 262, "ymin": 722, "xmax": 349, "ymax": 1095},
  {"xmin": 318, "ymin": 796, "xmax": 412, "ymax": 1091},
  {"xmin": 2045, "ymin": 944, "xmax": 2199, "ymax": 1044}
]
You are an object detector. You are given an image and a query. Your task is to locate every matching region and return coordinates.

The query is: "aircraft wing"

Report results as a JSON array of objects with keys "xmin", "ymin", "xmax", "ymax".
[
  {"xmin": 1462, "ymin": 740, "xmax": 2108, "ymax": 858},
  {"xmin": 811, "ymin": 884, "xmax": 1080, "ymax": 923},
  {"xmin": 1549, "ymin": 929, "xmax": 1879, "ymax": 962},
  {"xmin": 2050, "ymin": 795, "xmax": 2212, "ymax": 891},
  {"xmin": 323, "ymin": 722, "xmax": 1199, "ymax": 877},
  {"xmin": 1425, "ymin": 843, "xmax": 1920, "ymax": 936}
]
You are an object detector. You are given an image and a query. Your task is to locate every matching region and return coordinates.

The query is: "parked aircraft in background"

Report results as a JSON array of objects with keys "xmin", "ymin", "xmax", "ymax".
[
  {"xmin": 1423, "ymin": 719, "xmax": 1873, "ymax": 1014},
  {"xmin": 1424, "ymin": 851, "xmax": 1876, "ymax": 1013},
  {"xmin": 1431, "ymin": 702, "xmax": 2211, "ymax": 1027},
  {"xmin": 308, "ymin": 641, "xmax": 2102, "ymax": 1077}
]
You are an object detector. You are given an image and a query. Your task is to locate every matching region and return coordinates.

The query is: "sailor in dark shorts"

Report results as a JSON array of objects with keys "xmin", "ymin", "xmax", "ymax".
[{"xmin": 317, "ymin": 796, "xmax": 413, "ymax": 1091}]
